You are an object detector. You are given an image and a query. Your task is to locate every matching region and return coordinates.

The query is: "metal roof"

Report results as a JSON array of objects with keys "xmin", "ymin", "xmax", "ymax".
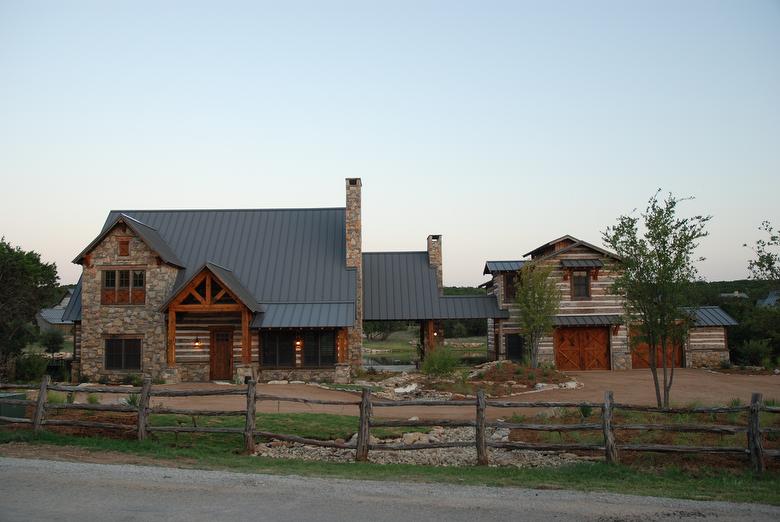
[
  {"xmin": 364, "ymin": 251, "xmax": 509, "ymax": 320},
  {"xmin": 62, "ymin": 277, "xmax": 82, "ymax": 322},
  {"xmin": 483, "ymin": 260, "xmax": 525, "ymax": 275},
  {"xmin": 69, "ymin": 208, "xmax": 357, "ymax": 327},
  {"xmin": 553, "ymin": 315, "xmax": 623, "ymax": 326},
  {"xmin": 38, "ymin": 307, "xmax": 71, "ymax": 325},
  {"xmin": 252, "ymin": 303, "xmax": 355, "ymax": 328},
  {"xmin": 560, "ymin": 259, "xmax": 603, "ymax": 268},
  {"xmin": 684, "ymin": 306, "xmax": 738, "ymax": 327},
  {"xmin": 525, "ymin": 235, "xmax": 620, "ymax": 260},
  {"xmin": 160, "ymin": 262, "xmax": 265, "ymax": 313}
]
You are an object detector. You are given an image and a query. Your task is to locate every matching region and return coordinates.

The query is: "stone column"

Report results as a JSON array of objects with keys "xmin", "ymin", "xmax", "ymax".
[{"xmin": 427, "ymin": 234, "xmax": 443, "ymax": 292}]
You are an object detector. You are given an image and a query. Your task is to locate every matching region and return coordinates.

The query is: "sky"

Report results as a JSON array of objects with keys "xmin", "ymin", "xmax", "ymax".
[{"xmin": 0, "ymin": 1, "xmax": 778, "ymax": 287}]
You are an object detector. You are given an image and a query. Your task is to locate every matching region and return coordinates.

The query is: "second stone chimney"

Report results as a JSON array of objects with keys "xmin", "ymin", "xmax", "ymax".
[
  {"xmin": 427, "ymin": 234, "xmax": 443, "ymax": 292},
  {"xmin": 345, "ymin": 178, "xmax": 363, "ymax": 367}
]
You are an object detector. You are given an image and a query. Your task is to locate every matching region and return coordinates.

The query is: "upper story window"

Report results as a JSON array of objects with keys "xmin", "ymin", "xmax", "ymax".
[
  {"xmin": 571, "ymin": 270, "xmax": 591, "ymax": 300},
  {"xmin": 118, "ymin": 238, "xmax": 130, "ymax": 256},
  {"xmin": 102, "ymin": 269, "xmax": 146, "ymax": 305},
  {"xmin": 503, "ymin": 273, "xmax": 517, "ymax": 304}
]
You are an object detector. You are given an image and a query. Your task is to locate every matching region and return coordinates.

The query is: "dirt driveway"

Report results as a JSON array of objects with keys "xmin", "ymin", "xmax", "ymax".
[{"xmin": 117, "ymin": 369, "xmax": 779, "ymax": 421}]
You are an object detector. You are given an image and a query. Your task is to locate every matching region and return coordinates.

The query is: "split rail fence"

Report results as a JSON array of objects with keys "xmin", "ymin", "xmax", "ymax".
[{"xmin": 1, "ymin": 376, "xmax": 778, "ymax": 473}]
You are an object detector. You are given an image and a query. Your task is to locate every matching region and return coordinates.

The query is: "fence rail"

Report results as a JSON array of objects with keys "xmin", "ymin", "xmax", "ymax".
[{"xmin": 0, "ymin": 377, "xmax": 777, "ymax": 473}]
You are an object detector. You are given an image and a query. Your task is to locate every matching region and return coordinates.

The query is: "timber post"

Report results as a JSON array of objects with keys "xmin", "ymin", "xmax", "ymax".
[
  {"xmin": 476, "ymin": 389, "xmax": 488, "ymax": 465},
  {"xmin": 137, "ymin": 376, "xmax": 152, "ymax": 441},
  {"xmin": 602, "ymin": 390, "xmax": 618, "ymax": 464},
  {"xmin": 33, "ymin": 375, "xmax": 50, "ymax": 432},
  {"xmin": 748, "ymin": 392, "xmax": 765, "ymax": 474},
  {"xmin": 355, "ymin": 387, "xmax": 372, "ymax": 462},
  {"xmin": 244, "ymin": 379, "xmax": 257, "ymax": 453}
]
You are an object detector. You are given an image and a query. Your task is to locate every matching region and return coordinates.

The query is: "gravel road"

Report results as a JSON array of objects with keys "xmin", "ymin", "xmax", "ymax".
[{"xmin": 1, "ymin": 457, "xmax": 778, "ymax": 521}]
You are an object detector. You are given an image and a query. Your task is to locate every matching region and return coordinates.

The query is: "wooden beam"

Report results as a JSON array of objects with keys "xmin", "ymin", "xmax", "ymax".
[
  {"xmin": 241, "ymin": 308, "xmax": 251, "ymax": 364},
  {"xmin": 170, "ymin": 304, "xmax": 244, "ymax": 312},
  {"xmin": 167, "ymin": 309, "xmax": 176, "ymax": 366}
]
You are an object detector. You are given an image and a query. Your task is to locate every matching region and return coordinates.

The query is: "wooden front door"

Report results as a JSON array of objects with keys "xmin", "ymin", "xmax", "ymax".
[
  {"xmin": 210, "ymin": 330, "xmax": 233, "ymax": 380},
  {"xmin": 554, "ymin": 327, "xmax": 610, "ymax": 370}
]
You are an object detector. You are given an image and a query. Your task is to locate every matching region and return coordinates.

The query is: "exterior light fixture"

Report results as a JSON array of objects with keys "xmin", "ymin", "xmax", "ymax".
[{"xmin": 194, "ymin": 336, "xmax": 201, "ymax": 348}]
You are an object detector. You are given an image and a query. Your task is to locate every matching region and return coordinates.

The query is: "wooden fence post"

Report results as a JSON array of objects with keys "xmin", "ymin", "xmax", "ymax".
[
  {"xmin": 748, "ymin": 392, "xmax": 765, "ymax": 474},
  {"xmin": 355, "ymin": 387, "xmax": 372, "ymax": 462},
  {"xmin": 244, "ymin": 379, "xmax": 257, "ymax": 453},
  {"xmin": 33, "ymin": 375, "xmax": 50, "ymax": 432},
  {"xmin": 476, "ymin": 389, "xmax": 488, "ymax": 465},
  {"xmin": 137, "ymin": 376, "xmax": 152, "ymax": 441},
  {"xmin": 602, "ymin": 391, "xmax": 618, "ymax": 464}
]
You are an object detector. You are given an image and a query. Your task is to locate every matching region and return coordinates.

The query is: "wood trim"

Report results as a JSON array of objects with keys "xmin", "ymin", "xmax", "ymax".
[
  {"xmin": 167, "ymin": 309, "xmax": 176, "ymax": 367},
  {"xmin": 170, "ymin": 304, "xmax": 244, "ymax": 312},
  {"xmin": 241, "ymin": 309, "xmax": 251, "ymax": 364},
  {"xmin": 569, "ymin": 270, "xmax": 592, "ymax": 301}
]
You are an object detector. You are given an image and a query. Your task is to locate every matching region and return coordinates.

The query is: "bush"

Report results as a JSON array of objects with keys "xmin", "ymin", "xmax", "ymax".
[
  {"xmin": 46, "ymin": 391, "xmax": 67, "ymax": 404},
  {"xmin": 39, "ymin": 329, "xmax": 65, "ymax": 354},
  {"xmin": 122, "ymin": 374, "xmax": 143, "ymax": 387},
  {"xmin": 13, "ymin": 353, "xmax": 49, "ymax": 382},
  {"xmin": 734, "ymin": 339, "xmax": 772, "ymax": 366},
  {"xmin": 86, "ymin": 393, "xmax": 100, "ymax": 405},
  {"xmin": 578, "ymin": 404, "xmax": 593, "ymax": 419},
  {"xmin": 123, "ymin": 393, "xmax": 140, "ymax": 408},
  {"xmin": 420, "ymin": 348, "xmax": 459, "ymax": 377}
]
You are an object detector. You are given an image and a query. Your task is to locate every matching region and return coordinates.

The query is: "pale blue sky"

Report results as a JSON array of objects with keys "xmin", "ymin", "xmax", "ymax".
[{"xmin": 1, "ymin": 1, "xmax": 778, "ymax": 286}]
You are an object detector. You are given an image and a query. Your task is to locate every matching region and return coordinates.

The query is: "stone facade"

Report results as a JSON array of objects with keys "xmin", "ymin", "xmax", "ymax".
[
  {"xmin": 345, "ymin": 178, "xmax": 363, "ymax": 370},
  {"xmin": 79, "ymin": 225, "xmax": 178, "ymax": 383},
  {"xmin": 427, "ymin": 235, "xmax": 443, "ymax": 290},
  {"xmin": 685, "ymin": 326, "xmax": 730, "ymax": 368},
  {"xmin": 258, "ymin": 368, "xmax": 340, "ymax": 383}
]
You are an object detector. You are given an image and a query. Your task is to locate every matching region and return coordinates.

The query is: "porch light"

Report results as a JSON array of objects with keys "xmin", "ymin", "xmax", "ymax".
[
  {"xmin": 194, "ymin": 336, "xmax": 201, "ymax": 348},
  {"xmin": 433, "ymin": 331, "xmax": 438, "ymax": 337},
  {"xmin": 294, "ymin": 337, "xmax": 303, "ymax": 351}
]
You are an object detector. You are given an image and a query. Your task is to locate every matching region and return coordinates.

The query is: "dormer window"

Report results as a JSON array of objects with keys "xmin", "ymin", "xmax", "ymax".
[
  {"xmin": 102, "ymin": 269, "xmax": 145, "ymax": 305},
  {"xmin": 571, "ymin": 270, "xmax": 591, "ymax": 300},
  {"xmin": 118, "ymin": 238, "xmax": 130, "ymax": 256}
]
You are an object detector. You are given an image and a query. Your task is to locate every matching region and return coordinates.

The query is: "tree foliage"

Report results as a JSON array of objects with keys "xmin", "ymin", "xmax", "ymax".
[
  {"xmin": 513, "ymin": 263, "xmax": 561, "ymax": 368},
  {"xmin": 40, "ymin": 329, "xmax": 65, "ymax": 354},
  {"xmin": 603, "ymin": 191, "xmax": 710, "ymax": 408},
  {"xmin": 0, "ymin": 238, "xmax": 59, "ymax": 377},
  {"xmin": 745, "ymin": 220, "xmax": 780, "ymax": 282}
]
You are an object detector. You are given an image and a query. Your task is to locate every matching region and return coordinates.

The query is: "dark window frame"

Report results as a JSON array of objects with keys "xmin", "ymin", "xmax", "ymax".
[
  {"xmin": 262, "ymin": 330, "xmax": 336, "ymax": 369},
  {"xmin": 503, "ymin": 273, "xmax": 517, "ymax": 304},
  {"xmin": 571, "ymin": 270, "xmax": 591, "ymax": 300},
  {"xmin": 104, "ymin": 337, "xmax": 142, "ymax": 371},
  {"xmin": 101, "ymin": 269, "xmax": 146, "ymax": 305}
]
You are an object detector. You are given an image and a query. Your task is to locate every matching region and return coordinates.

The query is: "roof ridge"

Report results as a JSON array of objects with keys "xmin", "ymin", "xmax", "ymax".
[
  {"xmin": 111, "ymin": 207, "xmax": 346, "ymax": 213},
  {"xmin": 363, "ymin": 251, "xmax": 426, "ymax": 255}
]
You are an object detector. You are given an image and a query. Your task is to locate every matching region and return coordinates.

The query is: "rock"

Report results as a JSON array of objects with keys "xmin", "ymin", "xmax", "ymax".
[
  {"xmin": 269, "ymin": 440, "xmax": 288, "ymax": 448},
  {"xmin": 394, "ymin": 384, "xmax": 418, "ymax": 394},
  {"xmin": 289, "ymin": 380, "xmax": 305, "ymax": 384},
  {"xmin": 774, "ymin": 369, "xmax": 780, "ymax": 375},
  {"xmin": 402, "ymin": 432, "xmax": 430, "ymax": 445},
  {"xmin": 534, "ymin": 383, "xmax": 553, "ymax": 390},
  {"xmin": 267, "ymin": 380, "xmax": 288, "ymax": 385},
  {"xmin": 505, "ymin": 380, "xmax": 516, "ymax": 386},
  {"xmin": 334, "ymin": 438, "xmax": 345, "ymax": 445},
  {"xmin": 407, "ymin": 416, "xmax": 419, "ymax": 422},
  {"xmin": 558, "ymin": 381, "xmax": 578, "ymax": 389},
  {"xmin": 451, "ymin": 393, "xmax": 466, "ymax": 400},
  {"xmin": 490, "ymin": 428, "xmax": 510, "ymax": 441}
]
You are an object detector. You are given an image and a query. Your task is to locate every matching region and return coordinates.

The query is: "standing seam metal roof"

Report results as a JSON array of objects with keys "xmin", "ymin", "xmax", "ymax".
[
  {"xmin": 483, "ymin": 260, "xmax": 525, "ymax": 275},
  {"xmin": 364, "ymin": 252, "xmax": 508, "ymax": 320},
  {"xmin": 684, "ymin": 306, "xmax": 738, "ymax": 327},
  {"xmin": 62, "ymin": 277, "xmax": 82, "ymax": 322}
]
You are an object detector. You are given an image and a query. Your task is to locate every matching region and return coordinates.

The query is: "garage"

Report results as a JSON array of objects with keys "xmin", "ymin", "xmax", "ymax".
[
  {"xmin": 554, "ymin": 326, "xmax": 610, "ymax": 370},
  {"xmin": 630, "ymin": 331, "xmax": 683, "ymax": 369}
]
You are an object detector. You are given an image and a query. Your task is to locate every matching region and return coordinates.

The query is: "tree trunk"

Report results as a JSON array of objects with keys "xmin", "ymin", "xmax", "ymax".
[
  {"xmin": 661, "ymin": 334, "xmax": 670, "ymax": 409},
  {"xmin": 648, "ymin": 343, "xmax": 662, "ymax": 408}
]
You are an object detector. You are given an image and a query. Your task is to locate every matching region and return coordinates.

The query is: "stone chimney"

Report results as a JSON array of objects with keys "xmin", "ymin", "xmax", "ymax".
[
  {"xmin": 345, "ymin": 178, "xmax": 363, "ymax": 367},
  {"xmin": 427, "ymin": 234, "xmax": 443, "ymax": 292}
]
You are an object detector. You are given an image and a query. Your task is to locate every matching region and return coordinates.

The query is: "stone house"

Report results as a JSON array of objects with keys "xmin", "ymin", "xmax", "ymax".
[
  {"xmin": 482, "ymin": 235, "xmax": 736, "ymax": 370},
  {"xmin": 63, "ymin": 179, "xmax": 506, "ymax": 383}
]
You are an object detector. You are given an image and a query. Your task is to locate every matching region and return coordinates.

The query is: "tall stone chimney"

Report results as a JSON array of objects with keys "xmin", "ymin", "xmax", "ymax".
[
  {"xmin": 427, "ymin": 234, "xmax": 443, "ymax": 292},
  {"xmin": 345, "ymin": 178, "xmax": 363, "ymax": 368}
]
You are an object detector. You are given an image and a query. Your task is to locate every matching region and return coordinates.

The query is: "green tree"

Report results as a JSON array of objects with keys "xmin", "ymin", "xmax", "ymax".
[
  {"xmin": 0, "ymin": 238, "xmax": 59, "ymax": 378},
  {"xmin": 603, "ymin": 191, "xmax": 711, "ymax": 408},
  {"xmin": 40, "ymin": 329, "xmax": 65, "ymax": 354},
  {"xmin": 513, "ymin": 263, "xmax": 561, "ymax": 368},
  {"xmin": 745, "ymin": 220, "xmax": 779, "ymax": 283}
]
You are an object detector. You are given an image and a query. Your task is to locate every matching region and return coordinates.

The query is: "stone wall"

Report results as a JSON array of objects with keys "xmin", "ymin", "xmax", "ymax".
[
  {"xmin": 79, "ymin": 225, "xmax": 179, "ymax": 383},
  {"xmin": 427, "ymin": 234, "xmax": 443, "ymax": 290},
  {"xmin": 258, "ymin": 368, "xmax": 338, "ymax": 383},
  {"xmin": 345, "ymin": 178, "xmax": 363, "ymax": 370},
  {"xmin": 686, "ymin": 326, "xmax": 730, "ymax": 368}
]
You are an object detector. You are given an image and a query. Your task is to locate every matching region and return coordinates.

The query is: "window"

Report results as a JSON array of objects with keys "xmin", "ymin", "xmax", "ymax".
[
  {"xmin": 571, "ymin": 270, "xmax": 591, "ymax": 299},
  {"xmin": 118, "ymin": 239, "xmax": 130, "ymax": 256},
  {"xmin": 503, "ymin": 273, "xmax": 517, "ymax": 303},
  {"xmin": 105, "ymin": 338, "xmax": 141, "ymax": 370},
  {"xmin": 505, "ymin": 334, "xmax": 526, "ymax": 363},
  {"xmin": 262, "ymin": 330, "xmax": 336, "ymax": 368},
  {"xmin": 101, "ymin": 269, "xmax": 146, "ymax": 305}
]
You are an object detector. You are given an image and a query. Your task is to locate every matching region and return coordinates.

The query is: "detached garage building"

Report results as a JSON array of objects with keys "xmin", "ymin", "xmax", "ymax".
[{"xmin": 483, "ymin": 235, "xmax": 735, "ymax": 370}]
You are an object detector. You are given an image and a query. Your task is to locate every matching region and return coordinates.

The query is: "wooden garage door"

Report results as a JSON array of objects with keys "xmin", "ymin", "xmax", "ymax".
[
  {"xmin": 554, "ymin": 327, "xmax": 610, "ymax": 370},
  {"xmin": 631, "ymin": 332, "xmax": 683, "ymax": 369}
]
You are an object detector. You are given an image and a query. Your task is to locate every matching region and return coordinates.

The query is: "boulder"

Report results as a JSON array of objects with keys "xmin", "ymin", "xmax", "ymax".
[
  {"xmin": 267, "ymin": 380, "xmax": 288, "ymax": 385},
  {"xmin": 558, "ymin": 381, "xmax": 578, "ymax": 389},
  {"xmin": 402, "ymin": 432, "xmax": 430, "ymax": 445}
]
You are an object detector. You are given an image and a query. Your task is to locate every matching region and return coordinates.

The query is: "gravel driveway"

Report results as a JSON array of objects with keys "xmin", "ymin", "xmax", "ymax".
[{"xmin": 2, "ymin": 457, "xmax": 778, "ymax": 521}]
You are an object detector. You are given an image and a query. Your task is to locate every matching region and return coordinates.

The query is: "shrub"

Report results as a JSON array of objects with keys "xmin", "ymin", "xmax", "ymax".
[
  {"xmin": 86, "ymin": 393, "xmax": 100, "ymax": 405},
  {"xmin": 578, "ymin": 404, "xmax": 593, "ymax": 419},
  {"xmin": 123, "ymin": 393, "xmax": 140, "ymax": 408},
  {"xmin": 719, "ymin": 359, "xmax": 733, "ymax": 370},
  {"xmin": 420, "ymin": 348, "xmax": 459, "ymax": 376},
  {"xmin": 98, "ymin": 375, "xmax": 110, "ymax": 385},
  {"xmin": 734, "ymin": 339, "xmax": 772, "ymax": 366},
  {"xmin": 46, "ymin": 391, "xmax": 67, "ymax": 404},
  {"xmin": 39, "ymin": 329, "xmax": 65, "ymax": 354},
  {"xmin": 152, "ymin": 377, "xmax": 166, "ymax": 385},
  {"xmin": 13, "ymin": 353, "xmax": 49, "ymax": 382},
  {"xmin": 122, "ymin": 374, "xmax": 143, "ymax": 387}
]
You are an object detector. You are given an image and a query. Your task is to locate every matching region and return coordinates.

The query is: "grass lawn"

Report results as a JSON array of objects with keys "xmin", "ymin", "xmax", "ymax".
[
  {"xmin": 1, "ymin": 427, "xmax": 779, "ymax": 505},
  {"xmin": 364, "ymin": 328, "xmax": 487, "ymax": 365}
]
